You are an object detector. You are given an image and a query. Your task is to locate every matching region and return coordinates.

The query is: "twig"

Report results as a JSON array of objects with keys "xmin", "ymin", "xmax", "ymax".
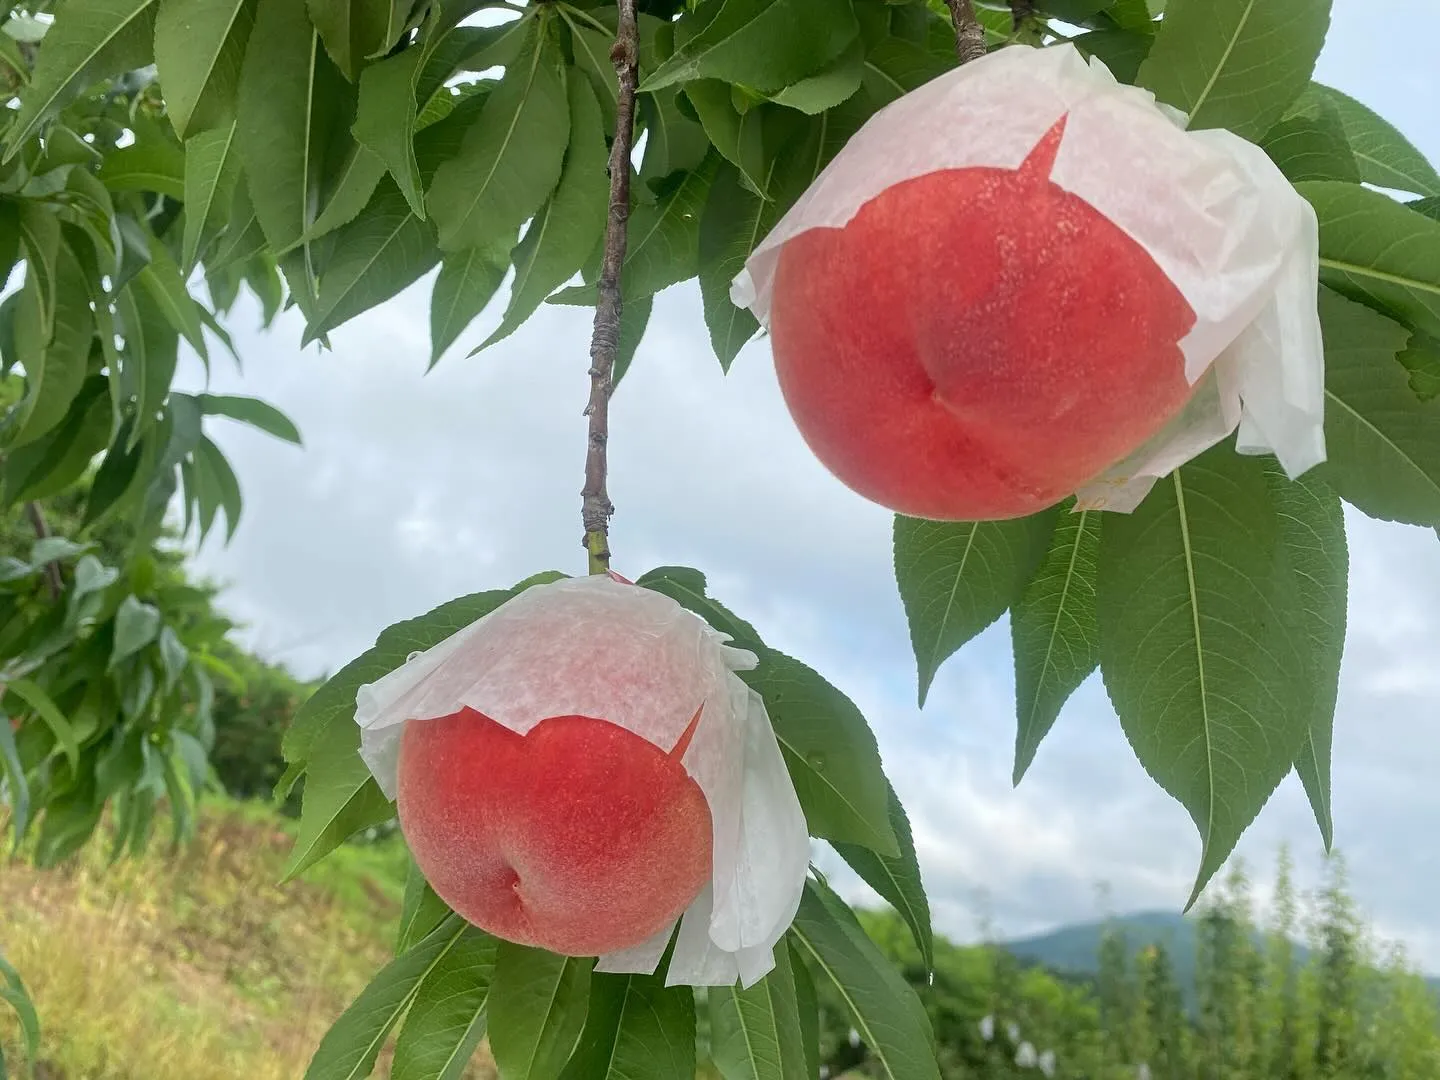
[
  {"xmin": 944, "ymin": 0, "xmax": 988, "ymax": 65},
  {"xmin": 580, "ymin": 0, "xmax": 640, "ymax": 573},
  {"xmin": 25, "ymin": 502, "xmax": 61, "ymax": 600}
]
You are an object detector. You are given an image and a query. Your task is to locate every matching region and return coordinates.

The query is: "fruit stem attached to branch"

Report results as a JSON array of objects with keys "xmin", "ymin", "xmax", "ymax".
[
  {"xmin": 944, "ymin": 0, "xmax": 988, "ymax": 65},
  {"xmin": 25, "ymin": 501, "xmax": 61, "ymax": 599},
  {"xmin": 581, "ymin": 0, "xmax": 640, "ymax": 575}
]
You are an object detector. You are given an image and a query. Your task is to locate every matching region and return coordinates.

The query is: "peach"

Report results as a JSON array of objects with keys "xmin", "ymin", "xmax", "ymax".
[
  {"xmin": 397, "ymin": 705, "xmax": 712, "ymax": 956},
  {"xmin": 769, "ymin": 117, "xmax": 1199, "ymax": 521}
]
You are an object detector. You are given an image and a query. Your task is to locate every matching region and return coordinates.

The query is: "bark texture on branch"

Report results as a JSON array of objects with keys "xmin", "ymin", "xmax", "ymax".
[
  {"xmin": 581, "ymin": 0, "xmax": 640, "ymax": 574},
  {"xmin": 945, "ymin": 0, "xmax": 988, "ymax": 64},
  {"xmin": 25, "ymin": 501, "xmax": 61, "ymax": 599}
]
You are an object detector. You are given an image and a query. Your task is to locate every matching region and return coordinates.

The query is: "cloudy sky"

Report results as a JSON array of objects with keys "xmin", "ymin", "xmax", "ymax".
[{"xmin": 174, "ymin": 2, "xmax": 1440, "ymax": 966}]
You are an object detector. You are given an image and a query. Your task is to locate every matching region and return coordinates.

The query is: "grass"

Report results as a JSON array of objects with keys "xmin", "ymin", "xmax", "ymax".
[{"xmin": 0, "ymin": 797, "xmax": 497, "ymax": 1080}]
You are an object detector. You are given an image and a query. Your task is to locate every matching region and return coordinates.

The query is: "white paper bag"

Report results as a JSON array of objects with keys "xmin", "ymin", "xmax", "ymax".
[
  {"xmin": 732, "ymin": 43, "xmax": 1325, "ymax": 512},
  {"xmin": 353, "ymin": 574, "xmax": 810, "ymax": 988}
]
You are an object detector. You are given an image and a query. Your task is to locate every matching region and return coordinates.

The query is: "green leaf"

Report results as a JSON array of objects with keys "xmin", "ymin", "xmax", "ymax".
[
  {"xmin": 0, "ymin": 951, "xmax": 39, "ymax": 1074},
  {"xmin": 1069, "ymin": 28, "xmax": 1153, "ymax": 84},
  {"xmin": 1399, "ymin": 329, "xmax": 1440, "ymax": 403},
  {"xmin": 397, "ymin": 858, "xmax": 453, "ymax": 953},
  {"xmin": 1136, "ymin": 0, "xmax": 1330, "ymax": 141},
  {"xmin": 1265, "ymin": 463, "xmax": 1346, "ymax": 851},
  {"xmin": 790, "ymin": 939, "xmax": 819, "ymax": 1080},
  {"xmin": 709, "ymin": 938, "xmax": 808, "ymax": 1080},
  {"xmin": 611, "ymin": 293, "xmax": 652, "ymax": 388},
  {"xmin": 744, "ymin": 649, "xmax": 898, "ymax": 856},
  {"xmin": 769, "ymin": 35, "xmax": 864, "ymax": 114},
  {"xmin": 430, "ymin": 242, "xmax": 509, "ymax": 365},
  {"xmin": 4, "ymin": 245, "xmax": 94, "ymax": 450},
  {"xmin": 118, "ymin": 284, "xmax": 181, "ymax": 449},
  {"xmin": 4, "ymin": 0, "xmax": 158, "ymax": 160},
  {"xmin": 490, "ymin": 944, "xmax": 592, "ymax": 1080},
  {"xmin": 282, "ymin": 719, "xmax": 395, "ymax": 881},
  {"xmin": 684, "ymin": 81, "xmax": 766, "ymax": 195},
  {"xmin": 6, "ymin": 677, "xmax": 80, "ymax": 770},
  {"xmin": 154, "ymin": 0, "xmax": 255, "ymax": 138},
  {"xmin": 634, "ymin": 565, "xmax": 765, "ymax": 651},
  {"xmin": 353, "ymin": 45, "xmax": 426, "ymax": 218},
  {"xmin": 1310, "ymin": 83, "xmax": 1440, "ymax": 197},
  {"xmin": 16, "ymin": 202, "xmax": 59, "ymax": 340},
  {"xmin": 197, "ymin": 393, "xmax": 302, "ymax": 444},
  {"xmin": 304, "ymin": 915, "xmax": 468, "ymax": 1080},
  {"xmin": 307, "ymin": 146, "xmax": 389, "ymax": 243},
  {"xmin": 477, "ymin": 77, "xmax": 607, "ymax": 353},
  {"xmin": 237, "ymin": 0, "xmax": 351, "ymax": 251},
  {"xmin": 1259, "ymin": 96, "xmax": 1359, "ymax": 184},
  {"xmin": 0, "ymin": 716, "xmax": 32, "ymax": 851},
  {"xmin": 643, "ymin": 0, "xmax": 860, "ymax": 95},
  {"xmin": 1300, "ymin": 180, "xmax": 1440, "ymax": 340},
  {"xmin": 1313, "ymin": 287, "xmax": 1440, "ymax": 525},
  {"xmin": 307, "ymin": 0, "xmax": 412, "ymax": 82},
  {"xmin": 560, "ymin": 971, "xmax": 695, "ymax": 1080},
  {"xmin": 637, "ymin": 89, "xmax": 710, "ymax": 195},
  {"xmin": 621, "ymin": 155, "xmax": 718, "ymax": 298},
  {"xmin": 1010, "ymin": 506, "xmax": 1101, "ymax": 784},
  {"xmin": 859, "ymin": 37, "xmax": 950, "ymax": 106},
  {"xmin": 137, "ymin": 233, "xmax": 209, "ymax": 361},
  {"xmin": 98, "ymin": 132, "xmax": 187, "ymax": 200},
  {"xmin": 789, "ymin": 880, "xmax": 940, "ymax": 1080},
  {"xmin": 831, "ymin": 781, "xmax": 932, "ymax": 975},
  {"xmin": 181, "ymin": 122, "xmax": 242, "ymax": 272},
  {"xmin": 894, "ymin": 511, "xmax": 1056, "ymax": 708},
  {"xmin": 698, "ymin": 162, "xmax": 771, "ymax": 369},
  {"xmin": 565, "ymin": 13, "xmax": 620, "ymax": 133},
  {"xmin": 391, "ymin": 927, "xmax": 497, "ymax": 1080},
  {"xmin": 158, "ymin": 625, "xmax": 188, "ymax": 692},
  {"xmin": 1097, "ymin": 441, "xmax": 1314, "ymax": 906},
  {"xmin": 428, "ymin": 21, "xmax": 570, "ymax": 253},
  {"xmin": 111, "ymin": 595, "xmax": 162, "ymax": 666},
  {"xmin": 195, "ymin": 435, "xmax": 242, "ymax": 540},
  {"xmin": 305, "ymin": 178, "xmax": 439, "ymax": 344}
]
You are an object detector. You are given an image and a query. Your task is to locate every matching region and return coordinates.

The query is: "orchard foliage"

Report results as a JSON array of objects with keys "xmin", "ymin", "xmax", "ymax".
[{"xmin": 0, "ymin": 0, "xmax": 1437, "ymax": 1076}]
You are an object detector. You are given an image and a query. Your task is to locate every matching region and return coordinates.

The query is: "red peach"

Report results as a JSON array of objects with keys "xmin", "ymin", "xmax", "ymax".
[
  {"xmin": 397, "ymin": 705, "xmax": 712, "ymax": 956},
  {"xmin": 769, "ymin": 117, "xmax": 1198, "ymax": 521}
]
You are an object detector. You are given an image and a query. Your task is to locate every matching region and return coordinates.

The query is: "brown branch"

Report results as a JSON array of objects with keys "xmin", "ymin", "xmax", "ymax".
[
  {"xmin": 944, "ymin": 0, "xmax": 988, "ymax": 64},
  {"xmin": 580, "ymin": 0, "xmax": 640, "ymax": 574},
  {"xmin": 25, "ymin": 502, "xmax": 61, "ymax": 600}
]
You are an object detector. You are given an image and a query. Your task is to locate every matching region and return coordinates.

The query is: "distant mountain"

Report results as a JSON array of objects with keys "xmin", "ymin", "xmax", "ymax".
[{"xmin": 1002, "ymin": 911, "xmax": 1439, "ymax": 1004}]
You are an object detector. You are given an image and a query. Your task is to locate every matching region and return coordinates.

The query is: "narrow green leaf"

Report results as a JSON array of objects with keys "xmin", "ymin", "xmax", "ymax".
[
  {"xmin": 6, "ymin": 678, "xmax": 78, "ymax": 769},
  {"xmin": 137, "ymin": 233, "xmax": 209, "ymax": 360},
  {"xmin": 790, "ymin": 939, "xmax": 819, "ymax": 1080},
  {"xmin": 1069, "ymin": 27, "xmax": 1153, "ymax": 84},
  {"xmin": 16, "ymin": 202, "xmax": 59, "ymax": 339},
  {"xmin": 634, "ymin": 565, "xmax": 765, "ymax": 651},
  {"xmin": 238, "ymin": 0, "xmax": 351, "ymax": 251},
  {"xmin": 182, "ymin": 121, "xmax": 242, "ymax": 272},
  {"xmin": 158, "ymin": 625, "xmax": 188, "ymax": 692},
  {"xmin": 637, "ymin": 88, "xmax": 710, "ymax": 195},
  {"xmin": 643, "ymin": 0, "xmax": 860, "ymax": 95},
  {"xmin": 769, "ymin": 35, "xmax": 864, "ymax": 114},
  {"xmin": 744, "ymin": 649, "xmax": 898, "ymax": 856},
  {"xmin": 490, "ymin": 944, "xmax": 592, "ymax": 1080},
  {"xmin": 197, "ymin": 393, "xmax": 302, "ymax": 444},
  {"xmin": 353, "ymin": 45, "xmax": 426, "ymax": 218},
  {"xmin": 894, "ymin": 511, "xmax": 1056, "ymax": 708},
  {"xmin": 391, "ymin": 927, "xmax": 497, "ymax": 1080},
  {"xmin": 560, "ymin": 970, "xmax": 695, "ymax": 1080},
  {"xmin": 0, "ymin": 951, "xmax": 39, "ymax": 1072},
  {"xmin": 1010, "ymin": 506, "xmax": 1101, "ymax": 784},
  {"xmin": 307, "ymin": 147, "xmax": 389, "ymax": 244},
  {"xmin": 5, "ymin": 0, "xmax": 158, "ymax": 159},
  {"xmin": 789, "ymin": 880, "xmax": 941, "ymax": 1080},
  {"xmin": 1310, "ymin": 83, "xmax": 1440, "ymax": 197},
  {"xmin": 611, "ymin": 293, "xmax": 652, "ymax": 388},
  {"xmin": 1314, "ymin": 287, "xmax": 1440, "ymax": 525},
  {"xmin": 307, "ymin": 0, "xmax": 411, "ymax": 82},
  {"xmin": 98, "ymin": 132, "xmax": 187, "ymax": 200},
  {"xmin": 1398, "ymin": 328, "xmax": 1440, "ymax": 403},
  {"xmin": 1097, "ymin": 441, "xmax": 1314, "ymax": 906},
  {"xmin": 699, "ymin": 162, "xmax": 767, "ymax": 369},
  {"xmin": 428, "ymin": 22, "xmax": 570, "ymax": 252},
  {"xmin": 1260, "ymin": 96, "xmax": 1359, "ymax": 184},
  {"xmin": 430, "ymin": 242, "xmax": 509, "ymax": 365},
  {"xmin": 565, "ymin": 14, "xmax": 620, "ymax": 133},
  {"xmin": 304, "ymin": 915, "xmax": 468, "ymax": 1080},
  {"xmin": 0, "ymin": 717, "xmax": 32, "ymax": 851},
  {"xmin": 709, "ymin": 938, "xmax": 807, "ymax": 1080},
  {"xmin": 305, "ymin": 178, "xmax": 440, "ymax": 343},
  {"xmin": 1137, "ymin": 0, "xmax": 1331, "ymax": 141},
  {"xmin": 1265, "ymin": 463, "xmax": 1346, "ymax": 851},
  {"xmin": 154, "ymin": 0, "xmax": 255, "ymax": 138},
  {"xmin": 685, "ymin": 81, "xmax": 767, "ymax": 195},
  {"xmin": 111, "ymin": 595, "xmax": 162, "ymax": 666},
  {"xmin": 195, "ymin": 435, "xmax": 242, "ymax": 539},
  {"xmin": 118, "ymin": 284, "xmax": 181, "ymax": 447},
  {"xmin": 282, "ymin": 714, "xmax": 396, "ymax": 881},
  {"xmin": 5, "ymin": 245, "xmax": 94, "ymax": 450},
  {"xmin": 1300, "ymin": 180, "xmax": 1440, "ymax": 340},
  {"xmin": 831, "ymin": 781, "xmax": 932, "ymax": 975},
  {"xmin": 397, "ymin": 858, "xmax": 453, "ymax": 954},
  {"xmin": 478, "ymin": 75, "xmax": 607, "ymax": 352}
]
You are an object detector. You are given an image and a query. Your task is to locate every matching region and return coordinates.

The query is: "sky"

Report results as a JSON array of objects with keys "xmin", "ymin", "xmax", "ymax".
[{"xmin": 173, "ymin": 2, "xmax": 1440, "ymax": 966}]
